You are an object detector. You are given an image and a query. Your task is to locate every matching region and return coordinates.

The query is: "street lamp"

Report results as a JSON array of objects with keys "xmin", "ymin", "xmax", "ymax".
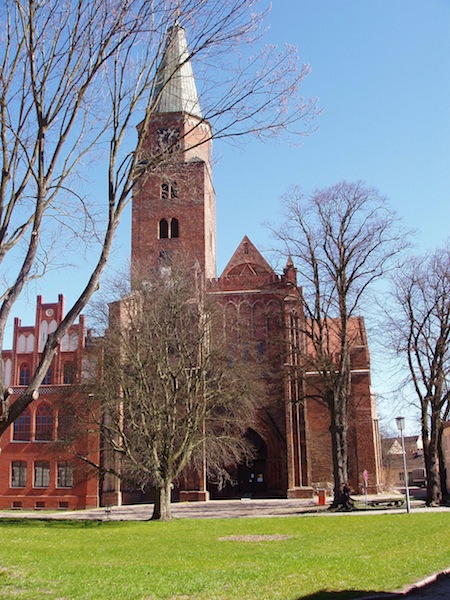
[{"xmin": 395, "ymin": 416, "xmax": 411, "ymax": 513}]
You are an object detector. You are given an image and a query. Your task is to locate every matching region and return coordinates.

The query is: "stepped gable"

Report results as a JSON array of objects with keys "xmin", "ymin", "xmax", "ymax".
[{"xmin": 215, "ymin": 236, "xmax": 279, "ymax": 291}]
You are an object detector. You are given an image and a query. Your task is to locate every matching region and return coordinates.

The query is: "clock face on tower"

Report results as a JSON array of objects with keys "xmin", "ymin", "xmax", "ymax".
[{"xmin": 157, "ymin": 128, "xmax": 180, "ymax": 154}]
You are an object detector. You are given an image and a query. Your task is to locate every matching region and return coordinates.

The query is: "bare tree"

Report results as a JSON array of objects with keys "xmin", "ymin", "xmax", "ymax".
[
  {"xmin": 0, "ymin": 0, "xmax": 317, "ymax": 437},
  {"xmin": 388, "ymin": 245, "xmax": 450, "ymax": 506},
  {"xmin": 274, "ymin": 181, "xmax": 408, "ymax": 506},
  {"xmin": 81, "ymin": 263, "xmax": 261, "ymax": 521}
]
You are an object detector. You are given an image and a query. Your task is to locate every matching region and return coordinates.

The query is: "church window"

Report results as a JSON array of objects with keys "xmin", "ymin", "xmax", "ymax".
[
  {"xmin": 257, "ymin": 341, "xmax": 265, "ymax": 356},
  {"xmin": 11, "ymin": 461, "xmax": 27, "ymax": 487},
  {"xmin": 19, "ymin": 364, "xmax": 30, "ymax": 386},
  {"xmin": 159, "ymin": 219, "xmax": 169, "ymax": 239},
  {"xmin": 13, "ymin": 409, "xmax": 31, "ymax": 441},
  {"xmin": 35, "ymin": 403, "xmax": 54, "ymax": 441},
  {"xmin": 58, "ymin": 410, "xmax": 75, "ymax": 441},
  {"xmin": 34, "ymin": 461, "xmax": 50, "ymax": 487},
  {"xmin": 170, "ymin": 218, "xmax": 179, "ymax": 238}
]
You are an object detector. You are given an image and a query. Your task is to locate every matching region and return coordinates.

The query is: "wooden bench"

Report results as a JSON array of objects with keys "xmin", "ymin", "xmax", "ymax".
[{"xmin": 367, "ymin": 498, "xmax": 405, "ymax": 508}]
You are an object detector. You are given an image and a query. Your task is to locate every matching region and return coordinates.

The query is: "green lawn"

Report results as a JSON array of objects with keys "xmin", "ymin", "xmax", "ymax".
[{"xmin": 0, "ymin": 512, "xmax": 449, "ymax": 599}]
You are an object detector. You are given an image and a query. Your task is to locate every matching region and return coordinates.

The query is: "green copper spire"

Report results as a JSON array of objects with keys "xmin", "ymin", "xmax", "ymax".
[{"xmin": 153, "ymin": 23, "xmax": 202, "ymax": 118}]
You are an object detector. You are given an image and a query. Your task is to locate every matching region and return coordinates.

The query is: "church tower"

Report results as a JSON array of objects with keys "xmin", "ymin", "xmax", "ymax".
[{"xmin": 131, "ymin": 23, "xmax": 216, "ymax": 283}]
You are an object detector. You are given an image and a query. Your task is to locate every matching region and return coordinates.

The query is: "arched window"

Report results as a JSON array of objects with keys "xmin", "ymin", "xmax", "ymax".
[
  {"xmin": 170, "ymin": 218, "xmax": 179, "ymax": 238},
  {"xmin": 39, "ymin": 320, "xmax": 49, "ymax": 352},
  {"xmin": 35, "ymin": 404, "xmax": 53, "ymax": 441},
  {"xmin": 159, "ymin": 219, "xmax": 169, "ymax": 239},
  {"xmin": 161, "ymin": 181, "xmax": 177, "ymax": 199},
  {"xmin": 61, "ymin": 333, "xmax": 70, "ymax": 351},
  {"xmin": 4, "ymin": 358, "xmax": 11, "ymax": 387},
  {"xmin": 161, "ymin": 182, "xmax": 169, "ymax": 199},
  {"xmin": 26, "ymin": 334, "xmax": 34, "ymax": 352},
  {"xmin": 17, "ymin": 335, "xmax": 26, "ymax": 352},
  {"xmin": 19, "ymin": 364, "xmax": 30, "ymax": 386},
  {"xmin": 63, "ymin": 362, "xmax": 75, "ymax": 384},
  {"xmin": 70, "ymin": 332, "xmax": 78, "ymax": 350},
  {"xmin": 57, "ymin": 409, "xmax": 75, "ymax": 441},
  {"xmin": 13, "ymin": 408, "xmax": 31, "ymax": 441}
]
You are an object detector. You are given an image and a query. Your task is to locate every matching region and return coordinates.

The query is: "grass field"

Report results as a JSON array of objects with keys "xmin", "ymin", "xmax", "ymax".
[{"xmin": 0, "ymin": 512, "xmax": 449, "ymax": 599}]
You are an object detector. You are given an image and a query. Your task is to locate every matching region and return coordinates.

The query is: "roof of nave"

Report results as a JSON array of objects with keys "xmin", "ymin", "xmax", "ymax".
[
  {"xmin": 152, "ymin": 22, "xmax": 202, "ymax": 118},
  {"xmin": 303, "ymin": 315, "xmax": 370, "ymax": 369}
]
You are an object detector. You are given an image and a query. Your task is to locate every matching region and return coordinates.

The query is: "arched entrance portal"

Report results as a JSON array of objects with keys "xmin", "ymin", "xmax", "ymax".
[
  {"xmin": 209, "ymin": 428, "xmax": 283, "ymax": 499},
  {"xmin": 237, "ymin": 429, "xmax": 268, "ymax": 497}
]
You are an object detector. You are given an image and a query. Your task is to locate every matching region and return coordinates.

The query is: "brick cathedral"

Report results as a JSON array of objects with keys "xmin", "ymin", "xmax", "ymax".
[{"xmin": 0, "ymin": 23, "xmax": 382, "ymax": 510}]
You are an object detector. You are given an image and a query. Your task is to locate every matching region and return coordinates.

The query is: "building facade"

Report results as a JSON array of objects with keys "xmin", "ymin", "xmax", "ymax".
[
  {"xmin": 124, "ymin": 22, "xmax": 382, "ymax": 499},
  {"xmin": 0, "ymin": 295, "xmax": 99, "ymax": 510},
  {"xmin": 0, "ymin": 22, "xmax": 382, "ymax": 509}
]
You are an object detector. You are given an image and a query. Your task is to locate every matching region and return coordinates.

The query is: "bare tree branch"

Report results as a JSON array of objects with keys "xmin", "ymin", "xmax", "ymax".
[{"xmin": 0, "ymin": 0, "xmax": 317, "ymax": 436}]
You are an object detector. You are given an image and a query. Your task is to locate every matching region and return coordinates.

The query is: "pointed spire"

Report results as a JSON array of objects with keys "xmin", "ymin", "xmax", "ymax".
[
  {"xmin": 152, "ymin": 23, "xmax": 202, "ymax": 118},
  {"xmin": 283, "ymin": 255, "xmax": 297, "ymax": 285}
]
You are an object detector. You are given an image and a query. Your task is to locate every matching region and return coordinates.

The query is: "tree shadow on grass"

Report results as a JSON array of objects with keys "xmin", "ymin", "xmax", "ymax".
[
  {"xmin": 295, "ymin": 590, "xmax": 401, "ymax": 600},
  {"xmin": 0, "ymin": 517, "xmax": 104, "ymax": 529}
]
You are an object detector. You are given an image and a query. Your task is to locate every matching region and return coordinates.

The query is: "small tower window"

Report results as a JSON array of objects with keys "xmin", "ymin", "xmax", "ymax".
[
  {"xmin": 161, "ymin": 181, "xmax": 177, "ymax": 199},
  {"xmin": 170, "ymin": 218, "xmax": 179, "ymax": 238},
  {"xmin": 159, "ymin": 219, "xmax": 169, "ymax": 239},
  {"xmin": 157, "ymin": 128, "xmax": 180, "ymax": 154}
]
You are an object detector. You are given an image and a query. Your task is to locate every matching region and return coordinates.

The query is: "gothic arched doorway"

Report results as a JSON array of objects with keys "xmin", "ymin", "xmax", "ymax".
[
  {"xmin": 209, "ymin": 428, "xmax": 272, "ymax": 499},
  {"xmin": 237, "ymin": 429, "xmax": 268, "ymax": 497}
]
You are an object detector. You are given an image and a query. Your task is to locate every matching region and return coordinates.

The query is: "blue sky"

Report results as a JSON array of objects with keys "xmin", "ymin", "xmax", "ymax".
[
  {"xmin": 8, "ymin": 0, "xmax": 450, "ymax": 432},
  {"xmin": 215, "ymin": 0, "xmax": 450, "ymax": 272},
  {"xmin": 213, "ymin": 0, "xmax": 450, "ymax": 433}
]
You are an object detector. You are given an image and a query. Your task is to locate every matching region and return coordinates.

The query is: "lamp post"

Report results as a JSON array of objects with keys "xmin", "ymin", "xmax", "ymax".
[{"xmin": 395, "ymin": 416, "xmax": 411, "ymax": 513}]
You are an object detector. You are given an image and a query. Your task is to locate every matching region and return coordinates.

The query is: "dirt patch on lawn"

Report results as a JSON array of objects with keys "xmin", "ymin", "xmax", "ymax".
[{"xmin": 218, "ymin": 534, "xmax": 292, "ymax": 542}]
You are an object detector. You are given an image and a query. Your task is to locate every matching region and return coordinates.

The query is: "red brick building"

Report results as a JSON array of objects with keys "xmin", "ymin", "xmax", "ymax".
[
  {"xmin": 0, "ymin": 295, "xmax": 99, "ymax": 510},
  {"xmin": 123, "ymin": 22, "xmax": 382, "ymax": 500},
  {"xmin": 1, "ymin": 22, "xmax": 382, "ymax": 509}
]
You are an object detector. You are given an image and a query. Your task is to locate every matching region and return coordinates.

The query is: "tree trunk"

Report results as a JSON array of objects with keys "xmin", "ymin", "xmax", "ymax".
[
  {"xmin": 151, "ymin": 479, "xmax": 173, "ymax": 521},
  {"xmin": 438, "ymin": 425, "xmax": 448, "ymax": 499},
  {"xmin": 424, "ymin": 412, "xmax": 441, "ymax": 506},
  {"xmin": 329, "ymin": 396, "xmax": 349, "ymax": 508}
]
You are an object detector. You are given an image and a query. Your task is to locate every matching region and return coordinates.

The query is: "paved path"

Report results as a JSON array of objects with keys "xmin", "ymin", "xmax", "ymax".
[{"xmin": 2, "ymin": 495, "xmax": 449, "ymax": 521}]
